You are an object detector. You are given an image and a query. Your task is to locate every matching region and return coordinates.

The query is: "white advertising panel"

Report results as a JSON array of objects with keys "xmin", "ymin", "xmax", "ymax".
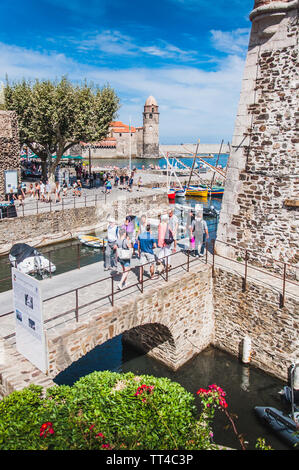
[
  {"xmin": 4, "ymin": 170, "xmax": 18, "ymax": 194},
  {"xmin": 12, "ymin": 268, "xmax": 48, "ymax": 374}
]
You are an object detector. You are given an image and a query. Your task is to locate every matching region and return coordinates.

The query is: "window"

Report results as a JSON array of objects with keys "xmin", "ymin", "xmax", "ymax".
[
  {"xmin": 152, "ymin": 108, "xmax": 154, "ymax": 113},
  {"xmin": 149, "ymin": 113, "xmax": 152, "ymax": 119}
]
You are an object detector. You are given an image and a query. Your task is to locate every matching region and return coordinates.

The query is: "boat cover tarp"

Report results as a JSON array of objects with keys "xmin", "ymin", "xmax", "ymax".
[{"xmin": 9, "ymin": 243, "xmax": 40, "ymax": 264}]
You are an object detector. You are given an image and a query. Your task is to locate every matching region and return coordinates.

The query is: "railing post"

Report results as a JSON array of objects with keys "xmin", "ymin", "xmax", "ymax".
[
  {"xmin": 212, "ymin": 239, "xmax": 216, "ymax": 278},
  {"xmin": 74, "ymin": 197, "xmax": 76, "ymax": 209},
  {"xmin": 49, "ymin": 251, "xmax": 52, "ymax": 279},
  {"xmin": 205, "ymin": 239, "xmax": 208, "ymax": 264},
  {"xmin": 243, "ymin": 250, "xmax": 248, "ymax": 292},
  {"xmin": 166, "ymin": 256, "xmax": 169, "ymax": 281},
  {"xmin": 77, "ymin": 244, "xmax": 80, "ymax": 269},
  {"xmin": 85, "ymin": 195, "xmax": 87, "ymax": 207},
  {"xmin": 95, "ymin": 194, "xmax": 97, "ymax": 205},
  {"xmin": 140, "ymin": 265, "xmax": 144, "ymax": 293},
  {"xmin": 36, "ymin": 200, "xmax": 38, "ymax": 214},
  {"xmin": 62, "ymin": 198, "xmax": 64, "ymax": 211},
  {"xmin": 111, "ymin": 275, "xmax": 114, "ymax": 306},
  {"xmin": 187, "ymin": 249, "xmax": 190, "ymax": 272},
  {"xmin": 22, "ymin": 204, "xmax": 24, "ymax": 217},
  {"xmin": 280, "ymin": 263, "xmax": 286, "ymax": 308},
  {"xmin": 75, "ymin": 289, "xmax": 79, "ymax": 322}
]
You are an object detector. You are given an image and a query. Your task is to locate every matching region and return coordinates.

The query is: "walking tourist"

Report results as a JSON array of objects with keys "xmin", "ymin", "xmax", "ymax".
[
  {"xmin": 168, "ymin": 209, "xmax": 179, "ymax": 252},
  {"xmin": 128, "ymin": 174, "xmax": 134, "ymax": 192},
  {"xmin": 40, "ymin": 181, "xmax": 45, "ymax": 202},
  {"xmin": 157, "ymin": 214, "xmax": 173, "ymax": 271},
  {"xmin": 16, "ymin": 185, "xmax": 25, "ymax": 207},
  {"xmin": 115, "ymin": 228, "xmax": 132, "ymax": 290},
  {"xmin": 138, "ymin": 224, "xmax": 157, "ymax": 281},
  {"xmin": 190, "ymin": 205, "xmax": 209, "ymax": 257},
  {"xmin": 76, "ymin": 180, "xmax": 82, "ymax": 197},
  {"xmin": 104, "ymin": 179, "xmax": 112, "ymax": 194},
  {"xmin": 55, "ymin": 181, "xmax": 61, "ymax": 203},
  {"xmin": 34, "ymin": 182, "xmax": 40, "ymax": 200},
  {"xmin": 28, "ymin": 183, "xmax": 34, "ymax": 199},
  {"xmin": 45, "ymin": 181, "xmax": 51, "ymax": 202},
  {"xmin": 137, "ymin": 176, "xmax": 142, "ymax": 191},
  {"xmin": 104, "ymin": 217, "xmax": 118, "ymax": 271}
]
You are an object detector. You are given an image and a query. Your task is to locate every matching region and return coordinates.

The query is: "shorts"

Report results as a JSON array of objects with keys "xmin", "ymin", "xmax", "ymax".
[
  {"xmin": 119, "ymin": 258, "xmax": 130, "ymax": 268},
  {"xmin": 140, "ymin": 252, "xmax": 155, "ymax": 265}
]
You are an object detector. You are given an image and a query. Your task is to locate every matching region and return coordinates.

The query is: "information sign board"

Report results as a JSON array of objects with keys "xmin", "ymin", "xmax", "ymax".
[{"xmin": 12, "ymin": 268, "xmax": 48, "ymax": 374}]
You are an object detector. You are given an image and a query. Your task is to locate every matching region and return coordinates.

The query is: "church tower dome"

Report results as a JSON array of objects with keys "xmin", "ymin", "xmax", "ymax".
[{"xmin": 143, "ymin": 95, "xmax": 159, "ymax": 158}]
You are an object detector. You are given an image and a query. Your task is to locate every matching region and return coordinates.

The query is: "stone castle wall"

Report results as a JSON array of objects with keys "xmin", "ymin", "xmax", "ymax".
[
  {"xmin": 0, "ymin": 111, "xmax": 20, "ymax": 199},
  {"xmin": 217, "ymin": 1, "xmax": 298, "ymax": 271},
  {"xmin": 213, "ymin": 267, "xmax": 298, "ymax": 380}
]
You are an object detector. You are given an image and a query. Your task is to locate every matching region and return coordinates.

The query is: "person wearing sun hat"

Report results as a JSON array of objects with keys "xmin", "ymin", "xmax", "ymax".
[
  {"xmin": 190, "ymin": 204, "xmax": 209, "ymax": 257},
  {"xmin": 104, "ymin": 215, "xmax": 119, "ymax": 271}
]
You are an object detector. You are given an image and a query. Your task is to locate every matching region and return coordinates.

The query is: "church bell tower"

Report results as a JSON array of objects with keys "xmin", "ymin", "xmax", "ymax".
[{"xmin": 143, "ymin": 96, "xmax": 159, "ymax": 158}]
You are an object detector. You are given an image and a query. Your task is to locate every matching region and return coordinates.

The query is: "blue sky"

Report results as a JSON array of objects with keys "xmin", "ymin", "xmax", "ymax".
[{"xmin": 0, "ymin": 0, "xmax": 254, "ymax": 144}]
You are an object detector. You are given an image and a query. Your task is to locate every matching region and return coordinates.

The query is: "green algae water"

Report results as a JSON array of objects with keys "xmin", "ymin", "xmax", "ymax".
[{"xmin": 54, "ymin": 337, "xmax": 289, "ymax": 451}]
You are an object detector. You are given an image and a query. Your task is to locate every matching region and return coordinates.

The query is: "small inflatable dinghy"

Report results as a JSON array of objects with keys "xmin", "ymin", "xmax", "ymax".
[
  {"xmin": 254, "ymin": 406, "xmax": 299, "ymax": 449},
  {"xmin": 9, "ymin": 243, "xmax": 56, "ymax": 276},
  {"xmin": 254, "ymin": 363, "xmax": 299, "ymax": 449},
  {"xmin": 78, "ymin": 235, "xmax": 107, "ymax": 248}
]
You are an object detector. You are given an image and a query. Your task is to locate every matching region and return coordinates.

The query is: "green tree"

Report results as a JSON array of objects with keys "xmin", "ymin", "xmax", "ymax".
[{"xmin": 4, "ymin": 77, "xmax": 120, "ymax": 181}]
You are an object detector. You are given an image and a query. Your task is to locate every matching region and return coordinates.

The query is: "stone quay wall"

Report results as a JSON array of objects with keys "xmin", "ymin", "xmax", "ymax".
[
  {"xmin": 213, "ymin": 267, "xmax": 299, "ymax": 380},
  {"xmin": 0, "ymin": 192, "xmax": 168, "ymax": 252},
  {"xmin": 0, "ymin": 111, "xmax": 20, "ymax": 199},
  {"xmin": 217, "ymin": 2, "xmax": 299, "ymax": 271}
]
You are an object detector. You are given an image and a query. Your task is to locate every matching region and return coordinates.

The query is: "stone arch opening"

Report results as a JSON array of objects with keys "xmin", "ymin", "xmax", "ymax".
[{"xmin": 52, "ymin": 323, "xmax": 175, "ymax": 386}]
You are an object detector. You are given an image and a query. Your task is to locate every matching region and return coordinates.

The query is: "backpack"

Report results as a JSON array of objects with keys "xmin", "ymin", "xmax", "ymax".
[{"xmin": 164, "ymin": 224, "xmax": 174, "ymax": 246}]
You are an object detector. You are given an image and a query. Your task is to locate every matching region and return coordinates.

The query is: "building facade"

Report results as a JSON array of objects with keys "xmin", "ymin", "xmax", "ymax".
[{"xmin": 81, "ymin": 95, "xmax": 160, "ymax": 159}]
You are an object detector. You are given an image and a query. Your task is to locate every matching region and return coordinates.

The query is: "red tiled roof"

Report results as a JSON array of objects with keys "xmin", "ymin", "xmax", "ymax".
[{"xmin": 110, "ymin": 121, "xmax": 136, "ymax": 133}]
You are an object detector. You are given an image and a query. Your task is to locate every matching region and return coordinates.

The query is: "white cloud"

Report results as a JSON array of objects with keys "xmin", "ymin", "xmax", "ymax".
[
  {"xmin": 210, "ymin": 28, "xmax": 250, "ymax": 55},
  {"xmin": 0, "ymin": 41, "xmax": 245, "ymax": 143},
  {"xmin": 75, "ymin": 30, "xmax": 198, "ymax": 62}
]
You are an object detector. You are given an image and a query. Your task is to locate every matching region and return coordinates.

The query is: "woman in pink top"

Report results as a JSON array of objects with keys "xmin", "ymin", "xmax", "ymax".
[{"xmin": 157, "ymin": 214, "xmax": 172, "ymax": 267}]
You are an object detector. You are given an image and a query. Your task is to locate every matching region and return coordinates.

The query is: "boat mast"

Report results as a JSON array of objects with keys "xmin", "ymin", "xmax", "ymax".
[
  {"xmin": 210, "ymin": 139, "xmax": 224, "ymax": 188},
  {"xmin": 187, "ymin": 139, "xmax": 200, "ymax": 189}
]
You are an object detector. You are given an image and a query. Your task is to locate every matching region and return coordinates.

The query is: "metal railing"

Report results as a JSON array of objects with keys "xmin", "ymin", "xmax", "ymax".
[
  {"xmin": 0, "ymin": 221, "xmax": 220, "ymax": 286},
  {"xmin": 1, "ymin": 238, "xmax": 298, "ymax": 341},
  {"xmin": 0, "ymin": 192, "xmax": 110, "ymax": 220}
]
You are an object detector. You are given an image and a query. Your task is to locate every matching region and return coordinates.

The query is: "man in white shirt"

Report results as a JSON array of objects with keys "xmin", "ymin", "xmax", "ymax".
[
  {"xmin": 168, "ymin": 209, "xmax": 179, "ymax": 252},
  {"xmin": 104, "ymin": 217, "xmax": 119, "ymax": 271},
  {"xmin": 190, "ymin": 206, "xmax": 209, "ymax": 257}
]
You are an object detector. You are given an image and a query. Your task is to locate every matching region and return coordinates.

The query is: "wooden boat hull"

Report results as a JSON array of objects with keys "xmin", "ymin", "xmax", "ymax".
[
  {"xmin": 185, "ymin": 189, "xmax": 208, "ymax": 198},
  {"xmin": 78, "ymin": 235, "xmax": 107, "ymax": 248}
]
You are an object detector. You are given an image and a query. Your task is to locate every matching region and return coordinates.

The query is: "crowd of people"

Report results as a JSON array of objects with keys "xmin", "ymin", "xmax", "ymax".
[{"xmin": 103, "ymin": 205, "xmax": 209, "ymax": 291}]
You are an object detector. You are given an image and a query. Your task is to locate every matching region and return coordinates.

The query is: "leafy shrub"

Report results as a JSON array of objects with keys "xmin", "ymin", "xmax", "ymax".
[{"xmin": 0, "ymin": 371, "xmax": 216, "ymax": 450}]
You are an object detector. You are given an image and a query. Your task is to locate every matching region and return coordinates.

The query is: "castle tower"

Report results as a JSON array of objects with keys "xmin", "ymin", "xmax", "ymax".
[
  {"xmin": 216, "ymin": 0, "xmax": 298, "ymax": 273},
  {"xmin": 143, "ymin": 95, "xmax": 159, "ymax": 158}
]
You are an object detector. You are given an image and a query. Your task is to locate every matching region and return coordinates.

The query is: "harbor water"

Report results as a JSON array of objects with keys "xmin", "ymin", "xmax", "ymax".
[{"xmin": 54, "ymin": 336, "xmax": 289, "ymax": 451}]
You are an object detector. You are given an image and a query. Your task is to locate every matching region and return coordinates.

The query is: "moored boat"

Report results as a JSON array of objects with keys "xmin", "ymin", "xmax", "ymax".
[
  {"xmin": 78, "ymin": 235, "xmax": 107, "ymax": 248},
  {"xmin": 254, "ymin": 406, "xmax": 299, "ymax": 449},
  {"xmin": 185, "ymin": 187, "xmax": 208, "ymax": 198},
  {"xmin": 254, "ymin": 363, "xmax": 299, "ymax": 449},
  {"xmin": 9, "ymin": 243, "xmax": 56, "ymax": 276}
]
